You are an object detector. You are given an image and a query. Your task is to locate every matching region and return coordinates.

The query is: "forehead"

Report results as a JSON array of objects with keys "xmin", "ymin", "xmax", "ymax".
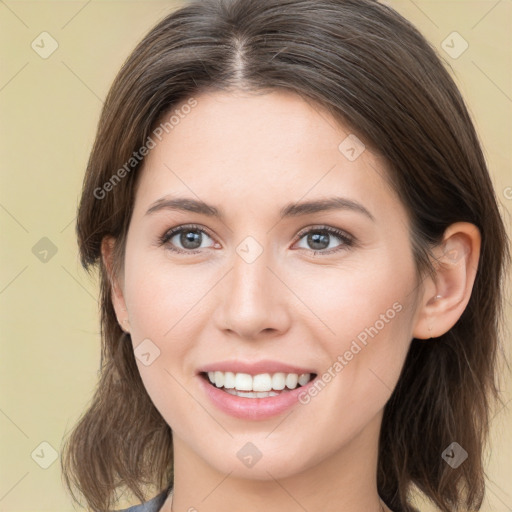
[
  {"xmin": 152, "ymin": 89, "xmax": 359, "ymax": 165},
  {"xmin": 133, "ymin": 89, "xmax": 404, "ymax": 223}
]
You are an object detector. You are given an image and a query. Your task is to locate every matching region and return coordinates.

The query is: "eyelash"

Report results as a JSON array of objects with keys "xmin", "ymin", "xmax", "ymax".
[{"xmin": 157, "ymin": 223, "xmax": 355, "ymax": 256}]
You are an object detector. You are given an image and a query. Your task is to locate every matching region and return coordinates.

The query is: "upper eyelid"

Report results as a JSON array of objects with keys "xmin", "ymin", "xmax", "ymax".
[{"xmin": 295, "ymin": 224, "xmax": 351, "ymax": 238}]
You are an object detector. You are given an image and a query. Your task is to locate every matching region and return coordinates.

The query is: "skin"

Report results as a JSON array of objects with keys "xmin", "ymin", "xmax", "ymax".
[{"xmin": 102, "ymin": 89, "xmax": 480, "ymax": 512}]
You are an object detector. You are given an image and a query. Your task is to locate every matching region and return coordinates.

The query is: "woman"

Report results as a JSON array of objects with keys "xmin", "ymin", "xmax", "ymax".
[{"xmin": 60, "ymin": 0, "xmax": 510, "ymax": 511}]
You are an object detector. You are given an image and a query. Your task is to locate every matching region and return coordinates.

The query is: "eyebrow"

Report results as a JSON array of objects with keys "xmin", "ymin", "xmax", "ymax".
[{"xmin": 145, "ymin": 196, "xmax": 375, "ymax": 222}]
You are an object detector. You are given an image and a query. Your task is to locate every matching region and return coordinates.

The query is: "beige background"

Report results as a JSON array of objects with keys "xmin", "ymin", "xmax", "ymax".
[{"xmin": 0, "ymin": 1, "xmax": 510, "ymax": 511}]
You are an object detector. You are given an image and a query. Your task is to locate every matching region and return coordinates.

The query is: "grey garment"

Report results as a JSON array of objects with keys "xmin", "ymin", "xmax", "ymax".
[{"xmin": 115, "ymin": 488, "xmax": 171, "ymax": 512}]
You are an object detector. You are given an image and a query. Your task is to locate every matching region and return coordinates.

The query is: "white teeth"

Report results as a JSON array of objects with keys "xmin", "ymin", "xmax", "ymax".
[
  {"xmin": 214, "ymin": 371, "xmax": 224, "ymax": 388},
  {"xmin": 253, "ymin": 373, "xmax": 272, "ymax": 392},
  {"xmin": 285, "ymin": 373, "xmax": 298, "ymax": 389},
  {"xmin": 298, "ymin": 374, "xmax": 311, "ymax": 386},
  {"xmin": 235, "ymin": 373, "xmax": 253, "ymax": 391},
  {"xmin": 271, "ymin": 372, "xmax": 286, "ymax": 390},
  {"xmin": 223, "ymin": 371, "xmax": 236, "ymax": 389},
  {"xmin": 225, "ymin": 389, "xmax": 280, "ymax": 398},
  {"xmin": 206, "ymin": 371, "xmax": 314, "ymax": 392}
]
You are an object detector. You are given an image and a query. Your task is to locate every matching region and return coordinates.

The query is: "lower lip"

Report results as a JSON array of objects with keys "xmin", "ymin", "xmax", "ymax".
[{"xmin": 198, "ymin": 374, "xmax": 317, "ymax": 421}]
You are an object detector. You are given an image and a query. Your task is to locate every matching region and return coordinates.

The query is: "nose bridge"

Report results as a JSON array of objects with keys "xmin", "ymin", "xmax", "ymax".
[
  {"xmin": 234, "ymin": 239, "xmax": 269, "ymax": 300},
  {"xmin": 215, "ymin": 234, "xmax": 289, "ymax": 338}
]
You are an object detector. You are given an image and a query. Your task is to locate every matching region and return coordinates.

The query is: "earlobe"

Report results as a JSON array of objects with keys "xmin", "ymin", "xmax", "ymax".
[
  {"xmin": 101, "ymin": 236, "xmax": 130, "ymax": 333},
  {"xmin": 412, "ymin": 222, "xmax": 481, "ymax": 340}
]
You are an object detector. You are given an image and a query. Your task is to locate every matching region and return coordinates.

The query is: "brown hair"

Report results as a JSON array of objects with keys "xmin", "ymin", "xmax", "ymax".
[{"xmin": 60, "ymin": 0, "xmax": 511, "ymax": 510}]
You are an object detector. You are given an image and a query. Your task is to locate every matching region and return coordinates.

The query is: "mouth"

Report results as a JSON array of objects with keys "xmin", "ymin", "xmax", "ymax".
[{"xmin": 200, "ymin": 371, "xmax": 318, "ymax": 399}]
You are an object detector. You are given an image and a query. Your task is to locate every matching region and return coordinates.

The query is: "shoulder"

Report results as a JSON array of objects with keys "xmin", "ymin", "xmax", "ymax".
[{"xmin": 114, "ymin": 489, "xmax": 169, "ymax": 512}]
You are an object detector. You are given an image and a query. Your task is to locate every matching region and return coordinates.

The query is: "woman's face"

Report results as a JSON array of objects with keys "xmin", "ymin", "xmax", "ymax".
[{"xmin": 110, "ymin": 89, "xmax": 428, "ymax": 480}]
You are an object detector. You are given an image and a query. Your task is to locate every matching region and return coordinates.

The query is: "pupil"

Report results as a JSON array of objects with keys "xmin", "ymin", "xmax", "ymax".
[
  {"xmin": 308, "ymin": 231, "xmax": 329, "ymax": 250},
  {"xmin": 181, "ymin": 230, "xmax": 201, "ymax": 249}
]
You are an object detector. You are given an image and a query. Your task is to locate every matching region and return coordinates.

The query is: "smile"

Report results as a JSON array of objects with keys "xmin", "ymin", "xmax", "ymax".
[
  {"xmin": 203, "ymin": 371, "xmax": 314, "ymax": 398},
  {"xmin": 198, "ymin": 369, "xmax": 319, "ymax": 420}
]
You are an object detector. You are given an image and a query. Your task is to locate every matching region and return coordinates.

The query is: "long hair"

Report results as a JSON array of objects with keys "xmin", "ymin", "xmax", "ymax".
[{"xmin": 60, "ymin": 1, "xmax": 511, "ymax": 510}]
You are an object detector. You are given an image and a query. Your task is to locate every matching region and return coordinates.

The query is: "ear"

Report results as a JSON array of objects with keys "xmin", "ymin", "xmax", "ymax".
[
  {"xmin": 101, "ymin": 236, "xmax": 130, "ymax": 333},
  {"xmin": 412, "ymin": 222, "xmax": 481, "ymax": 340}
]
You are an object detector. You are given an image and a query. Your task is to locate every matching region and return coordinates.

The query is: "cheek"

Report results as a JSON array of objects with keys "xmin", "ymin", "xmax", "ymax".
[
  {"xmin": 123, "ymin": 247, "xmax": 211, "ymax": 340},
  {"xmin": 121, "ymin": 248, "xmax": 218, "ymax": 416},
  {"xmin": 296, "ymin": 249, "xmax": 416, "ymax": 406},
  {"xmin": 121, "ymin": 248, "xmax": 205, "ymax": 429},
  {"xmin": 291, "ymin": 252, "xmax": 415, "ymax": 347}
]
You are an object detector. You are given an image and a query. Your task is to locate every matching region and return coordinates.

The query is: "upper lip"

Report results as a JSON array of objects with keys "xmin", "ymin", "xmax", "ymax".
[{"xmin": 198, "ymin": 360, "xmax": 317, "ymax": 376}]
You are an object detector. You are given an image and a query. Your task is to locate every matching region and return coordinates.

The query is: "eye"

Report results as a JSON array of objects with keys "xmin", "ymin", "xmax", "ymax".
[
  {"xmin": 158, "ymin": 224, "xmax": 217, "ymax": 254},
  {"xmin": 157, "ymin": 223, "xmax": 355, "ymax": 256},
  {"xmin": 293, "ymin": 225, "xmax": 354, "ymax": 255}
]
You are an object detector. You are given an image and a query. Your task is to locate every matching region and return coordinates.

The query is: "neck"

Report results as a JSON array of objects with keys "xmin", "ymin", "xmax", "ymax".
[{"xmin": 163, "ymin": 410, "xmax": 389, "ymax": 512}]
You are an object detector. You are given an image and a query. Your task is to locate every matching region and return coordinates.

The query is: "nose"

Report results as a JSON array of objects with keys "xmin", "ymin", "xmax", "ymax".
[{"xmin": 213, "ymin": 242, "xmax": 292, "ymax": 340}]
